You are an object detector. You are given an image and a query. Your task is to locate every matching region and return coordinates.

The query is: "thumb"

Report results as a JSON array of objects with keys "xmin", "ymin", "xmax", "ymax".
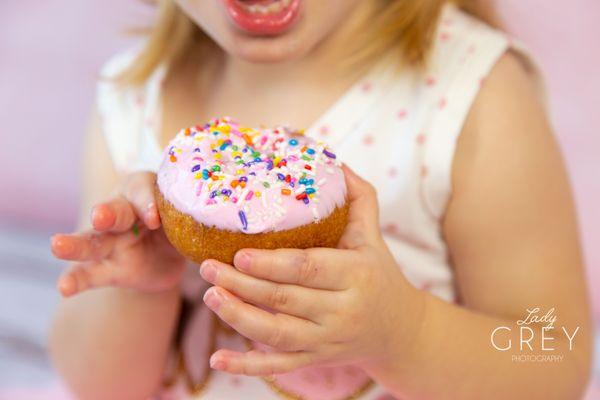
[
  {"xmin": 120, "ymin": 172, "xmax": 161, "ymax": 230},
  {"xmin": 340, "ymin": 164, "xmax": 381, "ymax": 246}
]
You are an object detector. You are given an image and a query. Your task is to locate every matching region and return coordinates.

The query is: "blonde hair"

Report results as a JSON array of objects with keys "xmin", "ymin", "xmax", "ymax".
[{"xmin": 120, "ymin": 0, "xmax": 498, "ymax": 86}]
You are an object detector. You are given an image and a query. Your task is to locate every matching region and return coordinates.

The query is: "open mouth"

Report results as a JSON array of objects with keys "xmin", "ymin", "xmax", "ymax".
[{"xmin": 222, "ymin": 0, "xmax": 302, "ymax": 36}]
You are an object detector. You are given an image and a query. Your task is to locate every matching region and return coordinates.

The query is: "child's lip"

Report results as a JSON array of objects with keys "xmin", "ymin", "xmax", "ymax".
[{"xmin": 222, "ymin": 0, "xmax": 302, "ymax": 36}]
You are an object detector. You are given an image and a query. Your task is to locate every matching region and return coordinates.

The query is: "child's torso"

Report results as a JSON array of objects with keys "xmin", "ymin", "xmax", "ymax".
[
  {"xmin": 159, "ymin": 55, "xmax": 366, "ymax": 152},
  {"xmin": 97, "ymin": 5, "xmax": 525, "ymax": 399}
]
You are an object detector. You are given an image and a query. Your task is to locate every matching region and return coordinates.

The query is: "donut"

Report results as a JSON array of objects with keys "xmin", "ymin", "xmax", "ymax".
[{"xmin": 155, "ymin": 117, "xmax": 348, "ymax": 264}]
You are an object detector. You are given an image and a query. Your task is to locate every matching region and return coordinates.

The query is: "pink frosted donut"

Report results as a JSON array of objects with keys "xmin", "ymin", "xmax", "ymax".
[{"xmin": 155, "ymin": 117, "xmax": 348, "ymax": 264}]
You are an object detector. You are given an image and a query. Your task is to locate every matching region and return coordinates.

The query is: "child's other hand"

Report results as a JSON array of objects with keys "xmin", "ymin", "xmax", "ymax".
[
  {"xmin": 50, "ymin": 172, "xmax": 186, "ymax": 297},
  {"xmin": 198, "ymin": 165, "xmax": 425, "ymax": 375}
]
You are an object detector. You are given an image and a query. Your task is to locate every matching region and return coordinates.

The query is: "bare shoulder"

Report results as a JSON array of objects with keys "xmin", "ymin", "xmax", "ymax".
[
  {"xmin": 450, "ymin": 50, "xmax": 559, "ymax": 198},
  {"xmin": 459, "ymin": 49, "xmax": 549, "ymax": 152},
  {"xmin": 477, "ymin": 50, "xmax": 544, "ymax": 110},
  {"xmin": 479, "ymin": 49, "xmax": 540, "ymax": 96}
]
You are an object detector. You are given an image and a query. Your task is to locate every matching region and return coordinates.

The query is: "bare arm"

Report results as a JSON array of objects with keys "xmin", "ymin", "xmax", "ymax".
[
  {"xmin": 48, "ymin": 109, "xmax": 184, "ymax": 400},
  {"xmin": 366, "ymin": 53, "xmax": 592, "ymax": 399}
]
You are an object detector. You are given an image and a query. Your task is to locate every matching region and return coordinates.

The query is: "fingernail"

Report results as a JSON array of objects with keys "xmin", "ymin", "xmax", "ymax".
[
  {"xmin": 52, "ymin": 235, "xmax": 75, "ymax": 256},
  {"xmin": 209, "ymin": 354, "xmax": 226, "ymax": 370},
  {"xmin": 90, "ymin": 206, "xmax": 99, "ymax": 222},
  {"xmin": 147, "ymin": 202, "xmax": 156, "ymax": 215},
  {"xmin": 199, "ymin": 261, "xmax": 217, "ymax": 282},
  {"xmin": 145, "ymin": 203, "xmax": 159, "ymax": 228},
  {"xmin": 234, "ymin": 251, "xmax": 251, "ymax": 271},
  {"xmin": 91, "ymin": 205, "xmax": 113, "ymax": 230},
  {"xmin": 203, "ymin": 288, "xmax": 223, "ymax": 311},
  {"xmin": 58, "ymin": 275, "xmax": 76, "ymax": 297}
]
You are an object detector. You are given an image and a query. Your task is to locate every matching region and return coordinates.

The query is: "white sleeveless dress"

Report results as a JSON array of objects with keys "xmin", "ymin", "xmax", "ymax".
[{"xmin": 97, "ymin": 5, "xmax": 532, "ymax": 399}]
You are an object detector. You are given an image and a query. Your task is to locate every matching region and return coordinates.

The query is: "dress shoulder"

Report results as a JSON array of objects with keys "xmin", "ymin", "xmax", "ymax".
[
  {"xmin": 418, "ymin": 5, "xmax": 541, "ymax": 219},
  {"xmin": 96, "ymin": 48, "xmax": 144, "ymax": 118},
  {"xmin": 96, "ymin": 47, "xmax": 171, "ymax": 173},
  {"xmin": 95, "ymin": 49, "xmax": 149, "ymax": 173}
]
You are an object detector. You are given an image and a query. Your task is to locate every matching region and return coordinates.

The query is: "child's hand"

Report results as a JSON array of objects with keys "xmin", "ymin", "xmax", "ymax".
[
  {"xmin": 198, "ymin": 166, "xmax": 425, "ymax": 375},
  {"xmin": 51, "ymin": 172, "xmax": 186, "ymax": 297}
]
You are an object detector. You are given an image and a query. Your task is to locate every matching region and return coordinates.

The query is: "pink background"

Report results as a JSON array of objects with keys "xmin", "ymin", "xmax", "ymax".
[
  {"xmin": 0, "ymin": 1, "xmax": 598, "ymax": 397},
  {"xmin": 0, "ymin": 1, "xmax": 598, "ymax": 314}
]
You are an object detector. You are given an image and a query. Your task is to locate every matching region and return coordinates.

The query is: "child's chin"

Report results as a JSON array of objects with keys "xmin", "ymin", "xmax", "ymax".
[{"xmin": 226, "ymin": 30, "xmax": 316, "ymax": 64}]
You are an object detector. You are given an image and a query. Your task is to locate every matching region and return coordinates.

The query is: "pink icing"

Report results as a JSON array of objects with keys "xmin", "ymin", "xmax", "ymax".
[{"xmin": 156, "ymin": 117, "xmax": 346, "ymax": 234}]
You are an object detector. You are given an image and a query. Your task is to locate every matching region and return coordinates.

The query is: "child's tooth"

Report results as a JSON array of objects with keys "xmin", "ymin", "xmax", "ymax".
[
  {"xmin": 243, "ymin": 0, "xmax": 287, "ymax": 15},
  {"xmin": 267, "ymin": 2, "xmax": 281, "ymax": 13}
]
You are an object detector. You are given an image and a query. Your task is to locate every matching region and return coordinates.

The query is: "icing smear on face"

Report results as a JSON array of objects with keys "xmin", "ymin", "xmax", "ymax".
[{"xmin": 156, "ymin": 117, "xmax": 347, "ymax": 234}]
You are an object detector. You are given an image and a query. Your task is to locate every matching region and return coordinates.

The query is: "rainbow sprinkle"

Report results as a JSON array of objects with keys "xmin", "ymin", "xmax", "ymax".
[{"xmin": 238, "ymin": 210, "xmax": 248, "ymax": 230}]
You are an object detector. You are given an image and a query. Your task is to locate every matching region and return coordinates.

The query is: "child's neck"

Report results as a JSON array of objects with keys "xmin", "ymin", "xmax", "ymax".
[{"xmin": 161, "ymin": 1, "xmax": 377, "ymax": 144}]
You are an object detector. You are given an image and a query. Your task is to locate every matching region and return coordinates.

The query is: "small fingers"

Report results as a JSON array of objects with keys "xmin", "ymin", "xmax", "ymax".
[
  {"xmin": 233, "ymin": 248, "xmax": 352, "ymax": 290},
  {"xmin": 91, "ymin": 196, "xmax": 136, "ymax": 232},
  {"xmin": 209, "ymin": 349, "xmax": 315, "ymax": 376},
  {"xmin": 51, "ymin": 232, "xmax": 116, "ymax": 262},
  {"xmin": 57, "ymin": 262, "xmax": 117, "ymax": 297},
  {"xmin": 200, "ymin": 259, "xmax": 330, "ymax": 321},
  {"xmin": 203, "ymin": 287, "xmax": 322, "ymax": 351},
  {"xmin": 121, "ymin": 172, "xmax": 160, "ymax": 230}
]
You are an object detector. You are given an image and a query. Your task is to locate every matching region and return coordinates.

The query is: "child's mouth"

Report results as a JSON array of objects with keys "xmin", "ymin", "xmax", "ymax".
[{"xmin": 222, "ymin": 0, "xmax": 302, "ymax": 36}]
